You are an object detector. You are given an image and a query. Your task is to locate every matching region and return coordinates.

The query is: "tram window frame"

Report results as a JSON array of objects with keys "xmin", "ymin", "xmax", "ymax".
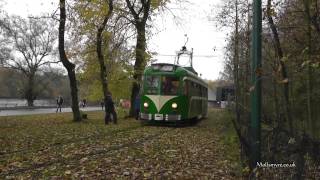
[
  {"xmin": 145, "ymin": 75, "xmax": 160, "ymax": 95},
  {"xmin": 191, "ymin": 82, "xmax": 195, "ymax": 95},
  {"xmin": 194, "ymin": 82, "xmax": 198, "ymax": 96},
  {"xmin": 202, "ymin": 86, "xmax": 205, "ymax": 97},
  {"xmin": 204, "ymin": 87, "xmax": 207, "ymax": 97},
  {"xmin": 161, "ymin": 76, "xmax": 180, "ymax": 95},
  {"xmin": 184, "ymin": 80, "xmax": 189, "ymax": 95}
]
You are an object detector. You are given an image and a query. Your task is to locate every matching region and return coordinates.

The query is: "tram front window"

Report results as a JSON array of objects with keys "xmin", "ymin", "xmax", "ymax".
[
  {"xmin": 145, "ymin": 76, "xmax": 159, "ymax": 94},
  {"xmin": 162, "ymin": 76, "xmax": 179, "ymax": 95}
]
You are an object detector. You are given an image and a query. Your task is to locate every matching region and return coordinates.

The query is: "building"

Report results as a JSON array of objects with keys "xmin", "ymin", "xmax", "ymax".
[{"xmin": 208, "ymin": 87, "xmax": 220, "ymax": 107}]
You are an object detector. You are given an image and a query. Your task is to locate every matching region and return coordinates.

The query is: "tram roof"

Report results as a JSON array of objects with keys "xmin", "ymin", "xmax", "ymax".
[{"xmin": 144, "ymin": 63, "xmax": 207, "ymax": 87}]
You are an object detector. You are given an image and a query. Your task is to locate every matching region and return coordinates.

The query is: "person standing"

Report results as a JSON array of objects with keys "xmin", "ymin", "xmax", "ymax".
[
  {"xmin": 100, "ymin": 100, "xmax": 104, "ymax": 110},
  {"xmin": 105, "ymin": 93, "xmax": 117, "ymax": 124},
  {"xmin": 56, "ymin": 96, "xmax": 64, "ymax": 113},
  {"xmin": 82, "ymin": 99, "xmax": 87, "ymax": 108},
  {"xmin": 134, "ymin": 95, "xmax": 140, "ymax": 120}
]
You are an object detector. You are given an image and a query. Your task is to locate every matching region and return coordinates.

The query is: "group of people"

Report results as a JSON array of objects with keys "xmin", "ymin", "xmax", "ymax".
[
  {"xmin": 54, "ymin": 94, "xmax": 119, "ymax": 125},
  {"xmin": 55, "ymin": 96, "xmax": 87, "ymax": 113}
]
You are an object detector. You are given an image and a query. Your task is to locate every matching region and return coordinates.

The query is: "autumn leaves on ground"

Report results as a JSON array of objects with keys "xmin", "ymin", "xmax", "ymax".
[{"xmin": 0, "ymin": 109, "xmax": 240, "ymax": 179}]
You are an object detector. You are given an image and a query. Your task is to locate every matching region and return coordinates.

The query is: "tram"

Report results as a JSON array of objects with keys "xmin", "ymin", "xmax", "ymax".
[{"xmin": 139, "ymin": 46, "xmax": 208, "ymax": 122}]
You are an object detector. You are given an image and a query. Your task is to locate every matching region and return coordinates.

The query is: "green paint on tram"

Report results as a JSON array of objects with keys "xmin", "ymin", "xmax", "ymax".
[{"xmin": 140, "ymin": 63, "xmax": 208, "ymax": 122}]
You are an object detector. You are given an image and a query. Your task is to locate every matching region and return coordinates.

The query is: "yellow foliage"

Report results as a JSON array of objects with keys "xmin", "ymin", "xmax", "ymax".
[{"xmin": 151, "ymin": 0, "xmax": 170, "ymax": 9}]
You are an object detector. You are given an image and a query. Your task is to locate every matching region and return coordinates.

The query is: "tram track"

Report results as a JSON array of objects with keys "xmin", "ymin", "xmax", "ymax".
[
  {"xmin": 0, "ymin": 127, "xmax": 174, "ymax": 177},
  {"xmin": 0, "ymin": 124, "xmax": 143, "ymax": 158},
  {"xmin": 0, "ymin": 119, "xmax": 201, "ymax": 158}
]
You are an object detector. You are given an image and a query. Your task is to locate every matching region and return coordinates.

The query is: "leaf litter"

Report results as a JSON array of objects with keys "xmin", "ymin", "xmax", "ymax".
[{"xmin": 0, "ymin": 110, "xmax": 238, "ymax": 179}]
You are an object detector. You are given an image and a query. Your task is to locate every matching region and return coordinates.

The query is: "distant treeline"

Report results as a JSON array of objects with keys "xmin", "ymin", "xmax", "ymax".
[{"xmin": 0, "ymin": 67, "xmax": 70, "ymax": 101}]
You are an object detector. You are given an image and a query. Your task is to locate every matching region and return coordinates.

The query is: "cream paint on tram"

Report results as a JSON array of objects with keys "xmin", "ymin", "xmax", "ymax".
[{"xmin": 145, "ymin": 95, "xmax": 178, "ymax": 112}]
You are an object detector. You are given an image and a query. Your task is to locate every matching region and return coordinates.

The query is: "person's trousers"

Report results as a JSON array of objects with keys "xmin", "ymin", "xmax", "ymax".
[
  {"xmin": 56, "ymin": 105, "xmax": 62, "ymax": 112},
  {"xmin": 105, "ymin": 110, "xmax": 117, "ymax": 124},
  {"xmin": 135, "ymin": 109, "xmax": 140, "ymax": 120}
]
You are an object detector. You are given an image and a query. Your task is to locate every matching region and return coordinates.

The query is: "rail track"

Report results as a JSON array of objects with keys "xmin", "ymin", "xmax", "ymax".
[{"xmin": 0, "ymin": 125, "xmax": 175, "ymax": 177}]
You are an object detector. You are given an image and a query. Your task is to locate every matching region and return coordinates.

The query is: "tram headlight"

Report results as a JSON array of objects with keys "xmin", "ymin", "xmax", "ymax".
[
  {"xmin": 143, "ymin": 102, "xmax": 149, "ymax": 108},
  {"xmin": 172, "ymin": 102, "xmax": 178, "ymax": 109}
]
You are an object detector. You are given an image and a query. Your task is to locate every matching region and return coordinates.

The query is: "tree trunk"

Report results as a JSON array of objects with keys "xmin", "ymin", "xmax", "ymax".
[
  {"xmin": 244, "ymin": 0, "xmax": 251, "ymax": 114},
  {"xmin": 25, "ymin": 74, "xmax": 35, "ymax": 107},
  {"xmin": 26, "ymin": 98, "xmax": 34, "ymax": 107},
  {"xmin": 96, "ymin": 0, "xmax": 116, "ymax": 124},
  {"xmin": 58, "ymin": 0, "xmax": 81, "ymax": 122},
  {"xmin": 97, "ymin": 27, "xmax": 112, "ymax": 124},
  {"xmin": 303, "ymin": 0, "xmax": 314, "ymax": 137},
  {"xmin": 240, "ymin": 1, "xmax": 251, "ymax": 167},
  {"xmin": 129, "ymin": 23, "xmax": 146, "ymax": 117},
  {"xmin": 234, "ymin": 0, "xmax": 240, "ymax": 126},
  {"xmin": 24, "ymin": 72, "xmax": 35, "ymax": 107},
  {"xmin": 267, "ymin": 0, "xmax": 293, "ymax": 134}
]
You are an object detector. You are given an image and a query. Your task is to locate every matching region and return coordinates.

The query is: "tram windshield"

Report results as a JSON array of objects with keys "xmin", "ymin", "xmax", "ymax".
[
  {"xmin": 145, "ymin": 76, "xmax": 160, "ymax": 94},
  {"xmin": 161, "ymin": 76, "xmax": 179, "ymax": 95}
]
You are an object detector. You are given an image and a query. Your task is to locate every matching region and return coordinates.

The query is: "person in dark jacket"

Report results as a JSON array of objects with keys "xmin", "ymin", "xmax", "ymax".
[
  {"xmin": 56, "ymin": 96, "xmax": 63, "ymax": 113},
  {"xmin": 82, "ymin": 99, "xmax": 87, "ymax": 108},
  {"xmin": 134, "ymin": 95, "xmax": 140, "ymax": 120},
  {"xmin": 105, "ymin": 93, "xmax": 117, "ymax": 124}
]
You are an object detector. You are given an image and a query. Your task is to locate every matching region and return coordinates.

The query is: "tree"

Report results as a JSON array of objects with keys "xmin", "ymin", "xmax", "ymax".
[
  {"xmin": 216, "ymin": 0, "xmax": 320, "ymax": 177},
  {"xmin": 0, "ymin": 67, "xmax": 23, "ymax": 97},
  {"xmin": 215, "ymin": 0, "xmax": 252, "ymax": 168},
  {"xmin": 0, "ymin": 15, "xmax": 57, "ymax": 106},
  {"xmin": 95, "ymin": 0, "xmax": 118, "ymax": 123},
  {"xmin": 58, "ymin": 0, "xmax": 82, "ymax": 122},
  {"xmin": 124, "ymin": 0, "xmax": 152, "ymax": 117},
  {"xmin": 266, "ymin": 0, "xmax": 293, "ymax": 134},
  {"xmin": 124, "ymin": 0, "xmax": 170, "ymax": 117},
  {"xmin": 72, "ymin": 0, "xmax": 135, "ymax": 122}
]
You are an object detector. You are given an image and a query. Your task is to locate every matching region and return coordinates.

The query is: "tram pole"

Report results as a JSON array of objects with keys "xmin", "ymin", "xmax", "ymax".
[{"xmin": 250, "ymin": 0, "xmax": 262, "ymax": 168}]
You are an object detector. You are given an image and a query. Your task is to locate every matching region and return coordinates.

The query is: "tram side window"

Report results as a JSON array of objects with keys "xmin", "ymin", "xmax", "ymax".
[
  {"xmin": 193, "ymin": 82, "xmax": 197, "ymax": 96},
  {"xmin": 202, "ymin": 86, "xmax": 205, "ymax": 97},
  {"xmin": 162, "ymin": 76, "xmax": 179, "ymax": 95},
  {"xmin": 206, "ymin": 88, "xmax": 208, "ymax": 97},
  {"xmin": 204, "ymin": 87, "xmax": 207, "ymax": 97},
  {"xmin": 190, "ymin": 82, "xmax": 195, "ymax": 95},
  {"xmin": 145, "ymin": 76, "xmax": 159, "ymax": 94},
  {"xmin": 184, "ymin": 80, "xmax": 189, "ymax": 95},
  {"xmin": 195, "ymin": 83, "xmax": 199, "ymax": 96}
]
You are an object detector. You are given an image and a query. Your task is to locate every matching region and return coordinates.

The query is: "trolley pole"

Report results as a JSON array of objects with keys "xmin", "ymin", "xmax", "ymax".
[{"xmin": 250, "ymin": 0, "xmax": 262, "ymax": 168}]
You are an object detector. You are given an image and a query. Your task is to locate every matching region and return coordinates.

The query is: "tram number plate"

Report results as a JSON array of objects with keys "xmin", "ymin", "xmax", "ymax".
[{"xmin": 154, "ymin": 114, "xmax": 163, "ymax": 121}]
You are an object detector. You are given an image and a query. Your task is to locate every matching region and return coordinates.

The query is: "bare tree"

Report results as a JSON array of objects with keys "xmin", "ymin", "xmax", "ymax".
[
  {"xmin": 124, "ymin": 0, "xmax": 151, "ymax": 117},
  {"xmin": 59, "ymin": 0, "xmax": 82, "ymax": 122},
  {"xmin": 266, "ymin": 0, "xmax": 293, "ymax": 134},
  {"xmin": 0, "ymin": 15, "xmax": 57, "ymax": 106}
]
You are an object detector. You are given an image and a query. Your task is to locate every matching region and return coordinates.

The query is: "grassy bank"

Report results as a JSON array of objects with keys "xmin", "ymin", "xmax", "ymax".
[{"xmin": 206, "ymin": 108, "xmax": 242, "ymax": 177}]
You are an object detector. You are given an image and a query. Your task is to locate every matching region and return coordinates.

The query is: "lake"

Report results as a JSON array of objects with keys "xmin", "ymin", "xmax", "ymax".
[{"xmin": 0, "ymin": 98, "xmax": 56, "ymax": 107}]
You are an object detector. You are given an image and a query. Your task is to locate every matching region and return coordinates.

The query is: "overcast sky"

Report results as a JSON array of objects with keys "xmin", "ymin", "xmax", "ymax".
[{"xmin": 2, "ymin": 0, "xmax": 227, "ymax": 80}]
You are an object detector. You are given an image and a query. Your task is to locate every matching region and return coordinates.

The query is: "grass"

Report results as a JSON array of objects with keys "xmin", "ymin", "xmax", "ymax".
[
  {"xmin": 205, "ymin": 109, "xmax": 242, "ymax": 176},
  {"xmin": 0, "ymin": 108, "xmax": 241, "ymax": 179}
]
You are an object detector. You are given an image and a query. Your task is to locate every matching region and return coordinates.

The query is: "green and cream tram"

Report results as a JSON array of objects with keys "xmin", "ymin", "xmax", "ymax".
[{"xmin": 139, "ymin": 47, "xmax": 208, "ymax": 122}]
